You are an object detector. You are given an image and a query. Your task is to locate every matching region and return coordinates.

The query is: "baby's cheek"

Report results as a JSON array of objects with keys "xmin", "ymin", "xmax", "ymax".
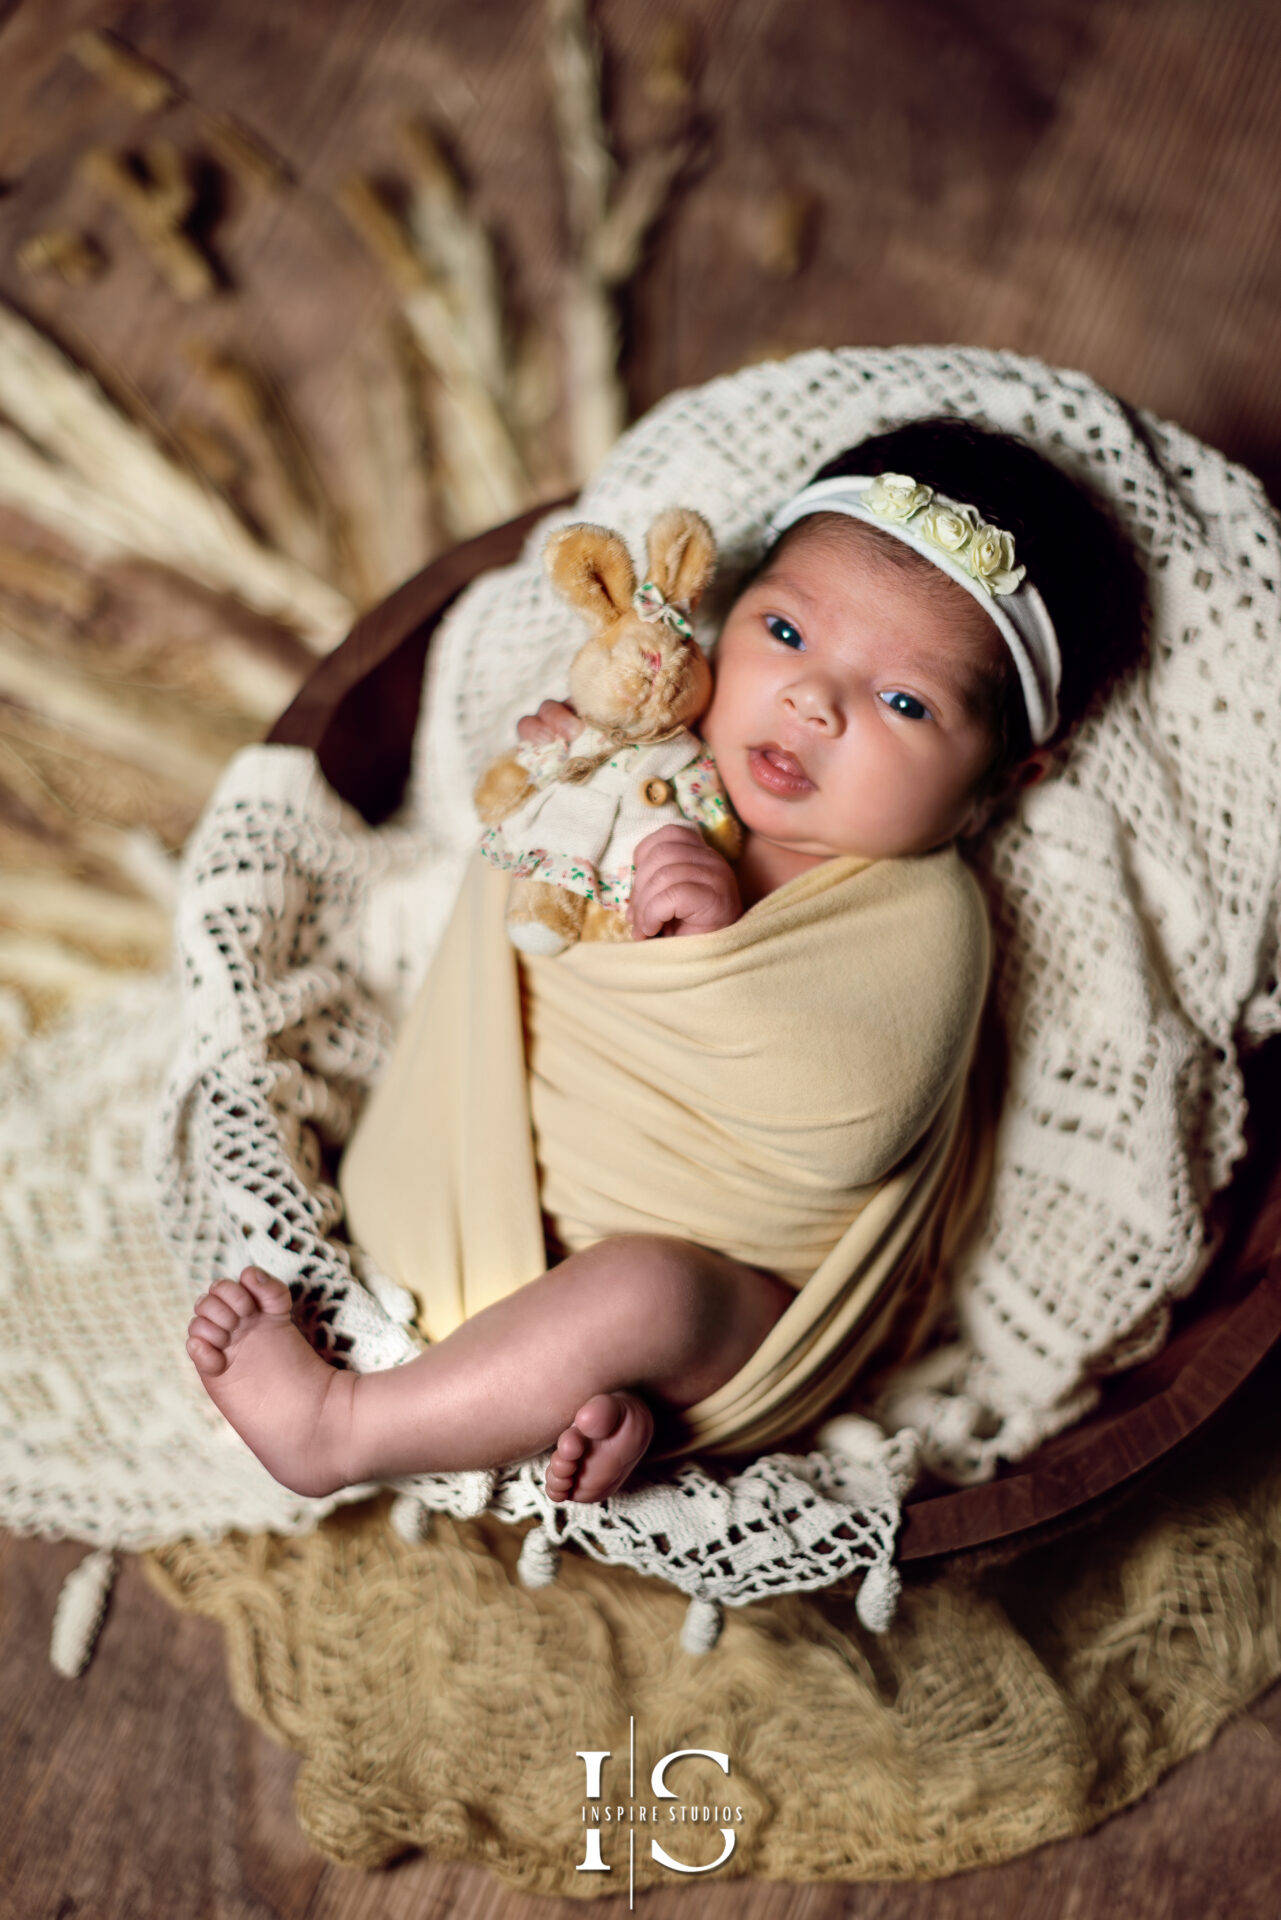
[{"xmin": 695, "ymin": 668, "xmax": 736, "ymax": 751}]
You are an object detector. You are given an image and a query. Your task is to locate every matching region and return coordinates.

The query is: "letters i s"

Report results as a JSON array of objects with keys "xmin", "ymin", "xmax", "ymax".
[{"xmin": 576, "ymin": 1747, "xmax": 737, "ymax": 1874}]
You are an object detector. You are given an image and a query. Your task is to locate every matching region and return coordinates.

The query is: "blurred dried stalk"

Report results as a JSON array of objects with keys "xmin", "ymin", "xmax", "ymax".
[
  {"xmin": 0, "ymin": 872, "xmax": 171, "ymax": 968},
  {"xmin": 0, "ymin": 544, "xmax": 100, "ymax": 620},
  {"xmin": 1, "ymin": 9, "xmax": 703, "ymax": 1032},
  {"xmin": 546, "ymin": 0, "xmax": 702, "ymax": 480},
  {"xmin": 642, "ymin": 20, "xmax": 697, "ymax": 108},
  {"xmin": 184, "ymin": 340, "xmax": 356, "ymax": 594},
  {"xmin": 0, "ymin": 302, "xmax": 352, "ymax": 646},
  {"xmin": 202, "ymin": 113, "xmax": 293, "ymax": 191},
  {"xmin": 0, "ymin": 933, "xmax": 147, "ymax": 1025},
  {"xmin": 0, "ymin": 303, "xmax": 335, "ymax": 1027},
  {"xmin": 399, "ymin": 123, "xmax": 510, "ymax": 404},
  {"xmin": 171, "ymin": 415, "xmax": 245, "ymax": 494},
  {"xmin": 0, "ymin": 700, "xmax": 205, "ymax": 846},
  {"xmin": 0, "ymin": 685, "xmax": 203, "ymax": 1029},
  {"xmin": 69, "ymin": 27, "xmax": 178, "ymax": 114},
  {"xmin": 16, "ymin": 229, "xmax": 107, "ymax": 287},
  {"xmin": 70, "ymin": 24, "xmax": 292, "ymax": 189},
  {"xmin": 747, "ymin": 187, "xmax": 817, "ymax": 279},
  {"xmin": 80, "ymin": 142, "xmax": 217, "ymax": 302},
  {"xmin": 338, "ymin": 157, "xmax": 531, "ymax": 538},
  {"xmin": 0, "ymin": 567, "xmax": 298, "ymax": 732},
  {"xmin": 344, "ymin": 325, "xmax": 438, "ymax": 601},
  {"xmin": 337, "ymin": 11, "xmax": 700, "ymax": 528},
  {"xmin": 0, "ymin": 625, "xmax": 228, "ymax": 797}
]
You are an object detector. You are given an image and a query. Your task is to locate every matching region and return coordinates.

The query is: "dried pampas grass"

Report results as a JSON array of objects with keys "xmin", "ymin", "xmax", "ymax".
[
  {"xmin": 546, "ymin": 0, "xmax": 702, "ymax": 479},
  {"xmin": 69, "ymin": 28, "xmax": 177, "ymax": 114},
  {"xmin": 343, "ymin": 326, "xmax": 438, "ymax": 601},
  {"xmin": 0, "ymin": 303, "xmax": 352, "ymax": 647},
  {"xmin": 0, "ymin": 624, "xmax": 233, "ymax": 796},
  {"xmin": 71, "ymin": 24, "xmax": 291, "ymax": 190},
  {"xmin": 0, "ymin": 9, "xmax": 701, "ymax": 1031},
  {"xmin": 79, "ymin": 143, "xmax": 217, "ymax": 303},
  {"xmin": 184, "ymin": 341, "xmax": 356, "ymax": 595},
  {"xmin": 16, "ymin": 229, "xmax": 107, "ymax": 287},
  {"xmin": 338, "ymin": 168, "xmax": 531, "ymax": 537},
  {"xmin": 0, "ymin": 871, "xmax": 171, "ymax": 969},
  {"xmin": 0, "ymin": 544, "xmax": 100, "ymax": 619}
]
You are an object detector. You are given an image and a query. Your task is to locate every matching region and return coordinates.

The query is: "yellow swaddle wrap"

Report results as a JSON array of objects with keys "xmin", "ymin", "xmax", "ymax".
[{"xmin": 339, "ymin": 845, "xmax": 990, "ymax": 1458}]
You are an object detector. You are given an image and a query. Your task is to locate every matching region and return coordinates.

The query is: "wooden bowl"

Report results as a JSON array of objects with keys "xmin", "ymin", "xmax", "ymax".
[{"xmin": 269, "ymin": 503, "xmax": 1281, "ymax": 1565}]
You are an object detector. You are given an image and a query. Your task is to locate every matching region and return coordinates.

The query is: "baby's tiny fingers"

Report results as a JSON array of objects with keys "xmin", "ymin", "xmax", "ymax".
[
  {"xmin": 635, "ymin": 822, "xmax": 703, "ymax": 856},
  {"xmin": 632, "ymin": 877, "xmax": 721, "ymax": 938},
  {"xmin": 632, "ymin": 826, "xmax": 707, "ymax": 882},
  {"xmin": 538, "ymin": 698, "xmax": 580, "ymax": 738}
]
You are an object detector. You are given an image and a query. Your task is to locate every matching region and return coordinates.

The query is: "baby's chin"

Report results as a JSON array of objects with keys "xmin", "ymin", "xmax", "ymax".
[
  {"xmin": 738, "ymin": 805, "xmax": 954, "ymax": 864},
  {"xmin": 732, "ymin": 806, "xmax": 854, "ymax": 867},
  {"xmin": 724, "ymin": 781, "xmax": 838, "ymax": 857}
]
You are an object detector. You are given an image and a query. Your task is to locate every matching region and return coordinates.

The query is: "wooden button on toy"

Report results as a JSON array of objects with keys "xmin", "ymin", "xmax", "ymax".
[{"xmin": 641, "ymin": 776, "xmax": 673, "ymax": 806}]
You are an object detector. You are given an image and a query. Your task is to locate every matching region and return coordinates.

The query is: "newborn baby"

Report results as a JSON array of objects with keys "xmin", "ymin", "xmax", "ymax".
[{"xmin": 186, "ymin": 417, "xmax": 1145, "ymax": 1507}]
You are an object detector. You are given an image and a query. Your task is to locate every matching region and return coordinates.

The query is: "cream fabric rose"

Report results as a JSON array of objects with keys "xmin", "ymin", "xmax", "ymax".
[
  {"xmin": 965, "ymin": 521, "xmax": 1025, "ymax": 597},
  {"xmin": 917, "ymin": 503, "xmax": 975, "ymax": 555},
  {"xmin": 865, "ymin": 473, "xmax": 933, "ymax": 521}
]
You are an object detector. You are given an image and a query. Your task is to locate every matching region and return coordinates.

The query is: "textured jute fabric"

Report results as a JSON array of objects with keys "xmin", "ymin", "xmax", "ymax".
[
  {"xmin": 337, "ymin": 844, "xmax": 989, "ymax": 1454},
  {"xmin": 144, "ymin": 1354, "xmax": 1281, "ymax": 1886}
]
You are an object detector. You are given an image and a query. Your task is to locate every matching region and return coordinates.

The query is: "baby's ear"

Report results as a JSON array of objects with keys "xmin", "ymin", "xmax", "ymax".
[
  {"xmin": 544, "ymin": 524, "xmax": 636, "ymax": 626},
  {"xmin": 644, "ymin": 509, "xmax": 717, "ymax": 610}
]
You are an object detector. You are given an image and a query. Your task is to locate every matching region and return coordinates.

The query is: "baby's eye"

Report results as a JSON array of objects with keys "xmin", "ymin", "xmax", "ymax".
[
  {"xmin": 879, "ymin": 690, "xmax": 931, "ymax": 721},
  {"xmin": 764, "ymin": 614, "xmax": 804, "ymax": 650}
]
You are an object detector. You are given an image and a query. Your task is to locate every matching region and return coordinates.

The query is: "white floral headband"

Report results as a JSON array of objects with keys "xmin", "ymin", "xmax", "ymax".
[{"xmin": 766, "ymin": 472, "xmax": 1061, "ymax": 744}]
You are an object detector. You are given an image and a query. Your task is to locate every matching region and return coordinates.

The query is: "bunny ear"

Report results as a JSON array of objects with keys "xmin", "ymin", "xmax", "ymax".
[
  {"xmin": 544, "ymin": 524, "xmax": 636, "ymax": 626},
  {"xmin": 645, "ymin": 508, "xmax": 717, "ymax": 610}
]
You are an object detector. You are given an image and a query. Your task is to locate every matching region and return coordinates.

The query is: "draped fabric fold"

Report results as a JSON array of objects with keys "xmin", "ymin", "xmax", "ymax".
[{"xmin": 339, "ymin": 845, "xmax": 990, "ymax": 1457}]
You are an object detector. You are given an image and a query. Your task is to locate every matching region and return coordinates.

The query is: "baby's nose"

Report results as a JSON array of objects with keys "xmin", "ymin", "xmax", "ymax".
[{"xmin": 783, "ymin": 680, "xmax": 840, "ymax": 731}]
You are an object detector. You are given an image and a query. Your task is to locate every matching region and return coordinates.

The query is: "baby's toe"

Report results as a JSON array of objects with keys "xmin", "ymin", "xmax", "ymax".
[
  {"xmin": 545, "ymin": 1461, "xmax": 579, "ymax": 1500},
  {"xmin": 238, "ymin": 1268, "xmax": 294, "ymax": 1316},
  {"xmin": 210, "ymin": 1278, "xmax": 255, "ymax": 1318},
  {"xmin": 188, "ymin": 1310, "xmax": 231, "ymax": 1349},
  {"xmin": 186, "ymin": 1332, "xmax": 229, "ymax": 1376},
  {"xmin": 572, "ymin": 1393, "xmax": 626, "ymax": 1442},
  {"xmin": 192, "ymin": 1292, "xmax": 239, "ymax": 1333},
  {"xmin": 553, "ymin": 1424, "xmax": 587, "ymax": 1463}
]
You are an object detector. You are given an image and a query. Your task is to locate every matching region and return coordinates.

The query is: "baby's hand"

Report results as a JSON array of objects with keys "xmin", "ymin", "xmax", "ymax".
[
  {"xmin": 629, "ymin": 824, "xmax": 742, "ymax": 939},
  {"xmin": 515, "ymin": 698, "xmax": 579, "ymax": 747}
]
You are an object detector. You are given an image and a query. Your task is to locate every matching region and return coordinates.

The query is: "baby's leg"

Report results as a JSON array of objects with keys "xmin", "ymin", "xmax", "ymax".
[{"xmin": 187, "ymin": 1235, "xmax": 792, "ymax": 1503}]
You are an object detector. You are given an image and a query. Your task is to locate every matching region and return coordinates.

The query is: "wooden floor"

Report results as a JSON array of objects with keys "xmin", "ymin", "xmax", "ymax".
[
  {"xmin": 6, "ymin": 1524, "xmax": 1281, "ymax": 1917},
  {"xmin": 4, "ymin": 0, "xmax": 1281, "ymax": 1912}
]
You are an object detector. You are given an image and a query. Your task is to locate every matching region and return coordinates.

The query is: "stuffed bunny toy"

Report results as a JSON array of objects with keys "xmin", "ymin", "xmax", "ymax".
[{"xmin": 474, "ymin": 507, "xmax": 741, "ymax": 954}]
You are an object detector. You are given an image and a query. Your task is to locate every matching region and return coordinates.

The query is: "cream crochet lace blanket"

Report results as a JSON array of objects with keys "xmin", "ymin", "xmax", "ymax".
[{"xmin": 3, "ymin": 346, "xmax": 1279, "ymax": 1661}]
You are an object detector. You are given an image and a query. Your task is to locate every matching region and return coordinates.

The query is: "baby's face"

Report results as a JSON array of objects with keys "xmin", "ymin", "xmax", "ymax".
[{"xmin": 700, "ymin": 522, "xmax": 1005, "ymax": 864}]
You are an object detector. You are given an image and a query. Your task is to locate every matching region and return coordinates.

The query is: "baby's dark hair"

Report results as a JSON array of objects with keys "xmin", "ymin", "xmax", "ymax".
[{"xmin": 773, "ymin": 416, "xmax": 1149, "ymax": 795}]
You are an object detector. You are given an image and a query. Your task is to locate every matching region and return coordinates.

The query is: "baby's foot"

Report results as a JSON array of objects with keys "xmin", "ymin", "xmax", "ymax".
[
  {"xmin": 186, "ymin": 1268, "xmax": 353, "ymax": 1498},
  {"xmin": 545, "ymin": 1390, "xmax": 654, "ymax": 1504}
]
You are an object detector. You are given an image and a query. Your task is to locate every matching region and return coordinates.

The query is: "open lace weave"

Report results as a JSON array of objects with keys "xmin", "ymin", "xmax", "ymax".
[{"xmin": 1, "ymin": 345, "xmax": 1279, "ymax": 1668}]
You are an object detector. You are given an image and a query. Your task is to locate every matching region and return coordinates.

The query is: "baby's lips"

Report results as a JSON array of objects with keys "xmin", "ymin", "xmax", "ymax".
[{"xmin": 754, "ymin": 743, "xmax": 809, "ymax": 778}]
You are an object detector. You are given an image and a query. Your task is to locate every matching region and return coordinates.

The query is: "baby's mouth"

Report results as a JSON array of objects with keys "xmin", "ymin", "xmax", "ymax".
[{"xmin": 747, "ymin": 744, "xmax": 815, "ymax": 795}]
